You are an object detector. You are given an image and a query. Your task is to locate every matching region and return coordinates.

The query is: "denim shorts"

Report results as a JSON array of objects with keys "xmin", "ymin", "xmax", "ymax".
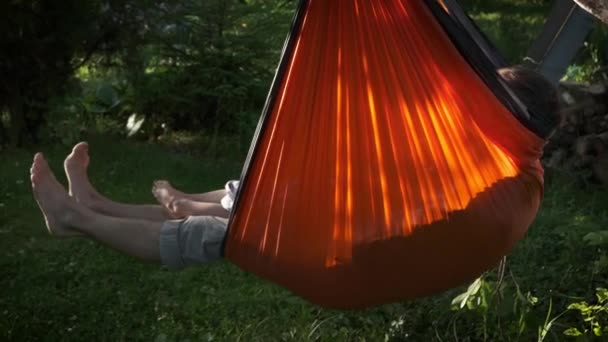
[{"xmin": 159, "ymin": 216, "xmax": 228, "ymax": 270}]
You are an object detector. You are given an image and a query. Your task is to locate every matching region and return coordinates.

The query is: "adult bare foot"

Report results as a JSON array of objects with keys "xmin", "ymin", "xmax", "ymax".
[
  {"xmin": 31, "ymin": 153, "xmax": 82, "ymax": 237},
  {"xmin": 64, "ymin": 142, "xmax": 102, "ymax": 206},
  {"xmin": 152, "ymin": 180, "xmax": 185, "ymax": 208}
]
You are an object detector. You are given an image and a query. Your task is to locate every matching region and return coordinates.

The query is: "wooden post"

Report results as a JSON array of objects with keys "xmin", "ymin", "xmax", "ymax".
[{"xmin": 574, "ymin": 0, "xmax": 608, "ymax": 24}]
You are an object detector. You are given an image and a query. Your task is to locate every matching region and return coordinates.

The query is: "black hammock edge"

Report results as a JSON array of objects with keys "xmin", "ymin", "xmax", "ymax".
[
  {"xmin": 424, "ymin": 0, "xmax": 554, "ymax": 139},
  {"xmin": 220, "ymin": 0, "xmax": 309, "ymax": 256}
]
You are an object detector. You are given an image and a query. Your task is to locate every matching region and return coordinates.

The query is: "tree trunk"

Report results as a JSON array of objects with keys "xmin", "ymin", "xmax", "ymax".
[
  {"xmin": 574, "ymin": 0, "xmax": 608, "ymax": 24},
  {"xmin": 8, "ymin": 93, "xmax": 26, "ymax": 147},
  {"xmin": 208, "ymin": 99, "xmax": 222, "ymax": 158},
  {"xmin": 24, "ymin": 108, "xmax": 45, "ymax": 145},
  {"xmin": 0, "ymin": 117, "xmax": 7, "ymax": 147}
]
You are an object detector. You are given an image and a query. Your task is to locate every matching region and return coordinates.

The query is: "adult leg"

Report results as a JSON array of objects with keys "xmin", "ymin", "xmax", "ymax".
[
  {"xmin": 64, "ymin": 142, "xmax": 178, "ymax": 220},
  {"xmin": 32, "ymin": 153, "xmax": 226, "ymax": 268},
  {"xmin": 32, "ymin": 153, "xmax": 162, "ymax": 262}
]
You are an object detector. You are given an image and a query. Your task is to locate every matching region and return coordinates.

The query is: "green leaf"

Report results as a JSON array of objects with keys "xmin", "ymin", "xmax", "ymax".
[
  {"xmin": 527, "ymin": 293, "xmax": 539, "ymax": 306},
  {"xmin": 583, "ymin": 231, "xmax": 608, "ymax": 246},
  {"xmin": 85, "ymin": 103, "xmax": 108, "ymax": 114},
  {"xmin": 451, "ymin": 277, "xmax": 482, "ymax": 310},
  {"xmin": 563, "ymin": 328, "xmax": 583, "ymax": 336},
  {"xmin": 596, "ymin": 288, "xmax": 608, "ymax": 303},
  {"xmin": 568, "ymin": 302, "xmax": 590, "ymax": 312},
  {"xmin": 593, "ymin": 322, "xmax": 603, "ymax": 336},
  {"xmin": 96, "ymin": 83, "xmax": 121, "ymax": 108},
  {"xmin": 593, "ymin": 255, "xmax": 608, "ymax": 274},
  {"xmin": 154, "ymin": 333, "xmax": 168, "ymax": 342},
  {"xmin": 451, "ymin": 292, "xmax": 468, "ymax": 308},
  {"xmin": 126, "ymin": 114, "xmax": 145, "ymax": 137},
  {"xmin": 467, "ymin": 278, "xmax": 482, "ymax": 296}
]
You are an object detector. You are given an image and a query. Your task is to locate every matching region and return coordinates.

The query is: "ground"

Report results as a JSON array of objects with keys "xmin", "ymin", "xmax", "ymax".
[{"xmin": 1, "ymin": 136, "xmax": 607, "ymax": 341}]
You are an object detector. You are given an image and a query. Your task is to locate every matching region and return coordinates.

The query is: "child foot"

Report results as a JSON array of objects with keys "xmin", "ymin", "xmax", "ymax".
[{"xmin": 152, "ymin": 180, "xmax": 184, "ymax": 207}]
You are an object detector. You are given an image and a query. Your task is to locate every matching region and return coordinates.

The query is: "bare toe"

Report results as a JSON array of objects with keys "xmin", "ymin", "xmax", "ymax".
[
  {"xmin": 154, "ymin": 180, "xmax": 170, "ymax": 188},
  {"xmin": 65, "ymin": 142, "xmax": 90, "ymax": 169}
]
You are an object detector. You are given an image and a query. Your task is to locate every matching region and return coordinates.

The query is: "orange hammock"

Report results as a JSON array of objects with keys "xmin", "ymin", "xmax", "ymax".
[{"xmin": 223, "ymin": 0, "xmax": 547, "ymax": 309}]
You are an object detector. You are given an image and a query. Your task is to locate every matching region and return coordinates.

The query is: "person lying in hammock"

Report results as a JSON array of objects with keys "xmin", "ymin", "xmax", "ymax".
[
  {"xmin": 30, "ymin": 141, "xmax": 232, "ymax": 265},
  {"xmin": 30, "ymin": 65, "xmax": 562, "ymax": 269}
]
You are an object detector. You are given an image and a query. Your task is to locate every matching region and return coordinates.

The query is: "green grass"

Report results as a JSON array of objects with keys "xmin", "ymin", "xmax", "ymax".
[
  {"xmin": 462, "ymin": 0, "xmax": 551, "ymax": 63},
  {"xmin": 1, "ymin": 137, "xmax": 608, "ymax": 341}
]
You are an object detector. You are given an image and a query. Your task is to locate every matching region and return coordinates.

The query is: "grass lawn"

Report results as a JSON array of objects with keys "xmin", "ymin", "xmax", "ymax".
[
  {"xmin": 463, "ymin": 0, "xmax": 551, "ymax": 63},
  {"xmin": 1, "ymin": 136, "xmax": 608, "ymax": 341}
]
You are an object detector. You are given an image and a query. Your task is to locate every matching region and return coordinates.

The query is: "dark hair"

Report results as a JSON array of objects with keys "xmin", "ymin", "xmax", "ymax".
[{"xmin": 498, "ymin": 65, "xmax": 562, "ymax": 137}]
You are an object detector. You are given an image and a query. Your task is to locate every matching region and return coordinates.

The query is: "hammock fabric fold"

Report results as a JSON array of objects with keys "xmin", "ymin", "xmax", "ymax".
[{"xmin": 223, "ymin": 0, "xmax": 547, "ymax": 309}]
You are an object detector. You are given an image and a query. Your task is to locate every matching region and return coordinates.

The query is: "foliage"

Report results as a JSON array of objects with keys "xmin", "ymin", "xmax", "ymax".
[
  {"xmin": 2, "ymin": 0, "xmax": 605, "ymax": 150},
  {"xmin": 0, "ymin": 0, "xmax": 141, "ymax": 146},
  {"xmin": 560, "ymin": 224, "xmax": 608, "ymax": 338},
  {"xmin": 563, "ymin": 26, "xmax": 608, "ymax": 82},
  {"xmin": 564, "ymin": 288, "xmax": 608, "ymax": 337},
  {"xmin": 0, "ymin": 0, "xmax": 295, "ymax": 148},
  {"xmin": 115, "ymin": 0, "xmax": 295, "ymax": 142},
  {"xmin": 44, "ymin": 78, "xmax": 128, "ymax": 146},
  {"xmin": 78, "ymin": 0, "xmax": 295, "ymax": 145}
]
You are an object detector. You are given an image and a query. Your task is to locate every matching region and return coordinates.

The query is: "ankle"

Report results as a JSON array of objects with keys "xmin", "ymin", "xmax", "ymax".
[
  {"xmin": 80, "ymin": 194, "xmax": 102, "ymax": 211},
  {"xmin": 170, "ymin": 198, "xmax": 191, "ymax": 217},
  {"xmin": 60, "ymin": 200, "xmax": 86, "ymax": 229}
]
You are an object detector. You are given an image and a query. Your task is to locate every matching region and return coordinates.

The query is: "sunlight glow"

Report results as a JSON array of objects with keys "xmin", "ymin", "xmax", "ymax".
[{"xmin": 228, "ymin": 0, "xmax": 525, "ymax": 265}]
